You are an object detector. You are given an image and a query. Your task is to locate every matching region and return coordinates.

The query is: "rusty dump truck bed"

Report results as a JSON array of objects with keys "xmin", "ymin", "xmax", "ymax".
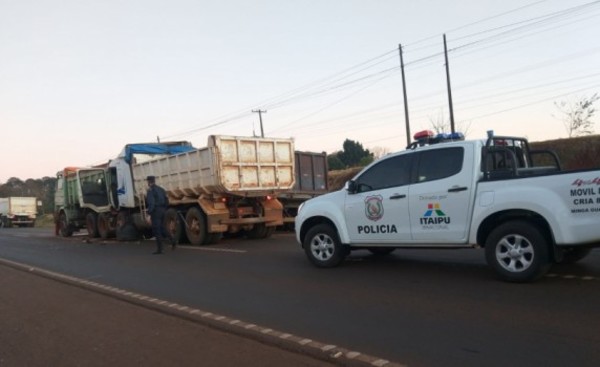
[{"xmin": 132, "ymin": 135, "xmax": 295, "ymax": 199}]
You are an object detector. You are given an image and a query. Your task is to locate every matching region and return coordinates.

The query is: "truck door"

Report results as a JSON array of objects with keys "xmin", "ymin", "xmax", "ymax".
[
  {"xmin": 408, "ymin": 146, "xmax": 473, "ymax": 243},
  {"xmin": 344, "ymin": 153, "xmax": 413, "ymax": 243}
]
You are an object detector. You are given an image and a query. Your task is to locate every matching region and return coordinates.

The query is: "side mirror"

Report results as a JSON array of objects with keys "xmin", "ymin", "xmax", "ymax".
[{"xmin": 345, "ymin": 180, "xmax": 357, "ymax": 194}]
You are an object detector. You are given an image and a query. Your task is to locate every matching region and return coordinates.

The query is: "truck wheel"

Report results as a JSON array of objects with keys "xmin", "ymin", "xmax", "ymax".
[
  {"xmin": 115, "ymin": 211, "xmax": 140, "ymax": 241},
  {"xmin": 485, "ymin": 220, "xmax": 551, "ymax": 282},
  {"xmin": 185, "ymin": 207, "xmax": 207, "ymax": 246},
  {"xmin": 86, "ymin": 213, "xmax": 100, "ymax": 238},
  {"xmin": 164, "ymin": 208, "xmax": 187, "ymax": 244},
  {"xmin": 58, "ymin": 213, "xmax": 73, "ymax": 237},
  {"xmin": 206, "ymin": 232, "xmax": 222, "ymax": 244},
  {"xmin": 303, "ymin": 223, "xmax": 348, "ymax": 268},
  {"xmin": 246, "ymin": 224, "xmax": 274, "ymax": 239},
  {"xmin": 97, "ymin": 213, "xmax": 115, "ymax": 239},
  {"xmin": 556, "ymin": 247, "xmax": 592, "ymax": 264}
]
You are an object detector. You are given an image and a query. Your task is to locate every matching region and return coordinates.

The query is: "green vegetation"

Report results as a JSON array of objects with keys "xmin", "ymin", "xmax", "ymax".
[
  {"xmin": 327, "ymin": 139, "xmax": 374, "ymax": 170},
  {"xmin": 0, "ymin": 176, "xmax": 56, "ymax": 215}
]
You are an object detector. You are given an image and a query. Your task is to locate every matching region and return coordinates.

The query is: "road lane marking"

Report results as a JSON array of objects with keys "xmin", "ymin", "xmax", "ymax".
[
  {"xmin": 545, "ymin": 273, "xmax": 596, "ymax": 281},
  {"xmin": 0, "ymin": 257, "xmax": 406, "ymax": 366},
  {"xmin": 176, "ymin": 245, "xmax": 246, "ymax": 253}
]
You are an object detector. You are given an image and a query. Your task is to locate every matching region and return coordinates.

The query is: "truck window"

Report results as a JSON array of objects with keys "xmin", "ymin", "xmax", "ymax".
[
  {"xmin": 355, "ymin": 154, "xmax": 412, "ymax": 193},
  {"xmin": 415, "ymin": 147, "xmax": 463, "ymax": 183}
]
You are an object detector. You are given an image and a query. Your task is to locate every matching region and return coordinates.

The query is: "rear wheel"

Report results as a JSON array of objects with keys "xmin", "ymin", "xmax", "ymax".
[
  {"xmin": 303, "ymin": 223, "xmax": 348, "ymax": 268},
  {"xmin": 185, "ymin": 207, "xmax": 207, "ymax": 246},
  {"xmin": 485, "ymin": 220, "xmax": 551, "ymax": 282},
  {"xmin": 205, "ymin": 232, "xmax": 223, "ymax": 244},
  {"xmin": 86, "ymin": 212, "xmax": 99, "ymax": 238},
  {"xmin": 115, "ymin": 211, "xmax": 140, "ymax": 241},
  {"xmin": 164, "ymin": 208, "xmax": 187, "ymax": 244},
  {"xmin": 246, "ymin": 223, "xmax": 274, "ymax": 239}
]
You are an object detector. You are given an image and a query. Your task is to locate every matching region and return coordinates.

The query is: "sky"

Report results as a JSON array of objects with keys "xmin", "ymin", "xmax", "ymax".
[{"xmin": 1, "ymin": 0, "xmax": 599, "ymax": 182}]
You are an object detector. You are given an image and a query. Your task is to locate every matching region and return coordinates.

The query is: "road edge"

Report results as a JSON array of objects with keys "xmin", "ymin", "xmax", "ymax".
[{"xmin": 0, "ymin": 257, "xmax": 406, "ymax": 367}]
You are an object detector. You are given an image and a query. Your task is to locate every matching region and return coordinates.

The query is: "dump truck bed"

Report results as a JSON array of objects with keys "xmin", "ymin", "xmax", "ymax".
[{"xmin": 132, "ymin": 135, "xmax": 295, "ymax": 199}]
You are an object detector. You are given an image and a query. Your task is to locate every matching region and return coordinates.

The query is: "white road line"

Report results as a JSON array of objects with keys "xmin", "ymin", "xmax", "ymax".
[
  {"xmin": 545, "ymin": 273, "xmax": 596, "ymax": 280},
  {"xmin": 176, "ymin": 245, "xmax": 247, "ymax": 253},
  {"xmin": 0, "ymin": 256, "xmax": 412, "ymax": 367}
]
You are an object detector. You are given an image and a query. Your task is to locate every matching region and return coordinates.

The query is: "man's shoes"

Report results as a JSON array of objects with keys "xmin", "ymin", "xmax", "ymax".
[{"xmin": 152, "ymin": 251, "xmax": 163, "ymax": 255}]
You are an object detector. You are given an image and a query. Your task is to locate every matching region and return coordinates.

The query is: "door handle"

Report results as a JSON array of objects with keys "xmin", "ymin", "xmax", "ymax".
[
  {"xmin": 389, "ymin": 194, "xmax": 406, "ymax": 199},
  {"xmin": 448, "ymin": 186, "xmax": 468, "ymax": 193}
]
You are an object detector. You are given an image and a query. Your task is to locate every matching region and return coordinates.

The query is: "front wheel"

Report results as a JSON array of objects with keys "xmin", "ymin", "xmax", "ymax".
[
  {"xmin": 485, "ymin": 220, "xmax": 551, "ymax": 282},
  {"xmin": 303, "ymin": 224, "xmax": 348, "ymax": 268},
  {"xmin": 58, "ymin": 213, "xmax": 73, "ymax": 237},
  {"xmin": 97, "ymin": 213, "xmax": 115, "ymax": 239}
]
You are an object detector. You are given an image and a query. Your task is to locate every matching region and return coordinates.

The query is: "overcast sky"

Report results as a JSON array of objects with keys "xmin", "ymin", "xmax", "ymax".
[{"xmin": 1, "ymin": 0, "xmax": 599, "ymax": 182}]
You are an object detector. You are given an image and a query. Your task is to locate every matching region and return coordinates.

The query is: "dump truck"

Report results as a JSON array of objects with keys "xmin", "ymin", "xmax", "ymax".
[
  {"xmin": 54, "ymin": 166, "xmax": 112, "ymax": 237},
  {"xmin": 55, "ymin": 135, "xmax": 296, "ymax": 245},
  {"xmin": 277, "ymin": 151, "xmax": 328, "ymax": 229},
  {"xmin": 0, "ymin": 197, "xmax": 38, "ymax": 227}
]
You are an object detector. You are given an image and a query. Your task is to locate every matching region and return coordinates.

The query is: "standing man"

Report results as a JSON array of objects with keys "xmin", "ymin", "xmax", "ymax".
[{"xmin": 146, "ymin": 176, "xmax": 174, "ymax": 254}]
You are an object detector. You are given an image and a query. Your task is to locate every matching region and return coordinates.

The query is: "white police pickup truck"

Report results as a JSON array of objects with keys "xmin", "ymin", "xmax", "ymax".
[{"xmin": 295, "ymin": 131, "xmax": 600, "ymax": 282}]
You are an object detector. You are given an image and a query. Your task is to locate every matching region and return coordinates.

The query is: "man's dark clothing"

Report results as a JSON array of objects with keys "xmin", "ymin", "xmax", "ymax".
[{"xmin": 147, "ymin": 184, "xmax": 171, "ymax": 254}]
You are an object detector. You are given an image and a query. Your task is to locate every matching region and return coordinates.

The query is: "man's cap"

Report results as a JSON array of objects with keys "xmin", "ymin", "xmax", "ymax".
[{"xmin": 146, "ymin": 176, "xmax": 156, "ymax": 183}]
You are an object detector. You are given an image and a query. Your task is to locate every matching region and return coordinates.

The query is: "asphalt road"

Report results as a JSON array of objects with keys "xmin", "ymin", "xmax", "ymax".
[
  {"xmin": 1, "ymin": 227, "xmax": 599, "ymax": 367},
  {"xmin": 0, "ymin": 263, "xmax": 337, "ymax": 367}
]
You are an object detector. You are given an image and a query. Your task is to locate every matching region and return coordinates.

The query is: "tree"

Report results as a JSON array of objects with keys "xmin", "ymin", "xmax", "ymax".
[
  {"xmin": 428, "ymin": 109, "xmax": 472, "ymax": 137},
  {"xmin": 338, "ymin": 139, "xmax": 372, "ymax": 167},
  {"xmin": 326, "ymin": 139, "xmax": 374, "ymax": 170},
  {"xmin": 327, "ymin": 153, "xmax": 345, "ymax": 170},
  {"xmin": 0, "ymin": 176, "xmax": 56, "ymax": 214},
  {"xmin": 554, "ymin": 93, "xmax": 599, "ymax": 138},
  {"xmin": 370, "ymin": 146, "xmax": 391, "ymax": 159}
]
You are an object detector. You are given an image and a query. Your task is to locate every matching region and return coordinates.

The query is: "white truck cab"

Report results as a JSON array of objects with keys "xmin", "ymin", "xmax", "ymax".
[{"xmin": 295, "ymin": 131, "xmax": 600, "ymax": 282}]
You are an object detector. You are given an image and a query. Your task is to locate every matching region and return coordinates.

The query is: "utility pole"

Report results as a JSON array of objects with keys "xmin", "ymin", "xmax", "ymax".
[
  {"xmin": 443, "ymin": 34, "xmax": 456, "ymax": 133},
  {"xmin": 399, "ymin": 44, "xmax": 411, "ymax": 146},
  {"xmin": 252, "ymin": 109, "xmax": 266, "ymax": 138}
]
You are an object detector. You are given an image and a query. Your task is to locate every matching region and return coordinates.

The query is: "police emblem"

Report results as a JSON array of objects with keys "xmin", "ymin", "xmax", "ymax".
[{"xmin": 364, "ymin": 195, "xmax": 384, "ymax": 221}]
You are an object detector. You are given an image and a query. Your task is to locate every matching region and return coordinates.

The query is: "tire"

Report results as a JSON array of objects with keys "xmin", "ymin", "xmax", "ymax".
[
  {"xmin": 485, "ymin": 220, "xmax": 551, "ymax": 282},
  {"xmin": 206, "ymin": 232, "xmax": 223, "ymax": 244},
  {"xmin": 164, "ymin": 208, "xmax": 187, "ymax": 244},
  {"xmin": 115, "ymin": 211, "xmax": 140, "ymax": 241},
  {"xmin": 246, "ymin": 224, "xmax": 275, "ymax": 239},
  {"xmin": 97, "ymin": 213, "xmax": 115, "ymax": 239},
  {"xmin": 185, "ymin": 207, "xmax": 208, "ymax": 246},
  {"xmin": 303, "ymin": 223, "xmax": 348, "ymax": 268},
  {"xmin": 367, "ymin": 247, "xmax": 395, "ymax": 256},
  {"xmin": 556, "ymin": 247, "xmax": 592, "ymax": 264},
  {"xmin": 86, "ymin": 212, "xmax": 99, "ymax": 238},
  {"xmin": 58, "ymin": 213, "xmax": 73, "ymax": 237}
]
